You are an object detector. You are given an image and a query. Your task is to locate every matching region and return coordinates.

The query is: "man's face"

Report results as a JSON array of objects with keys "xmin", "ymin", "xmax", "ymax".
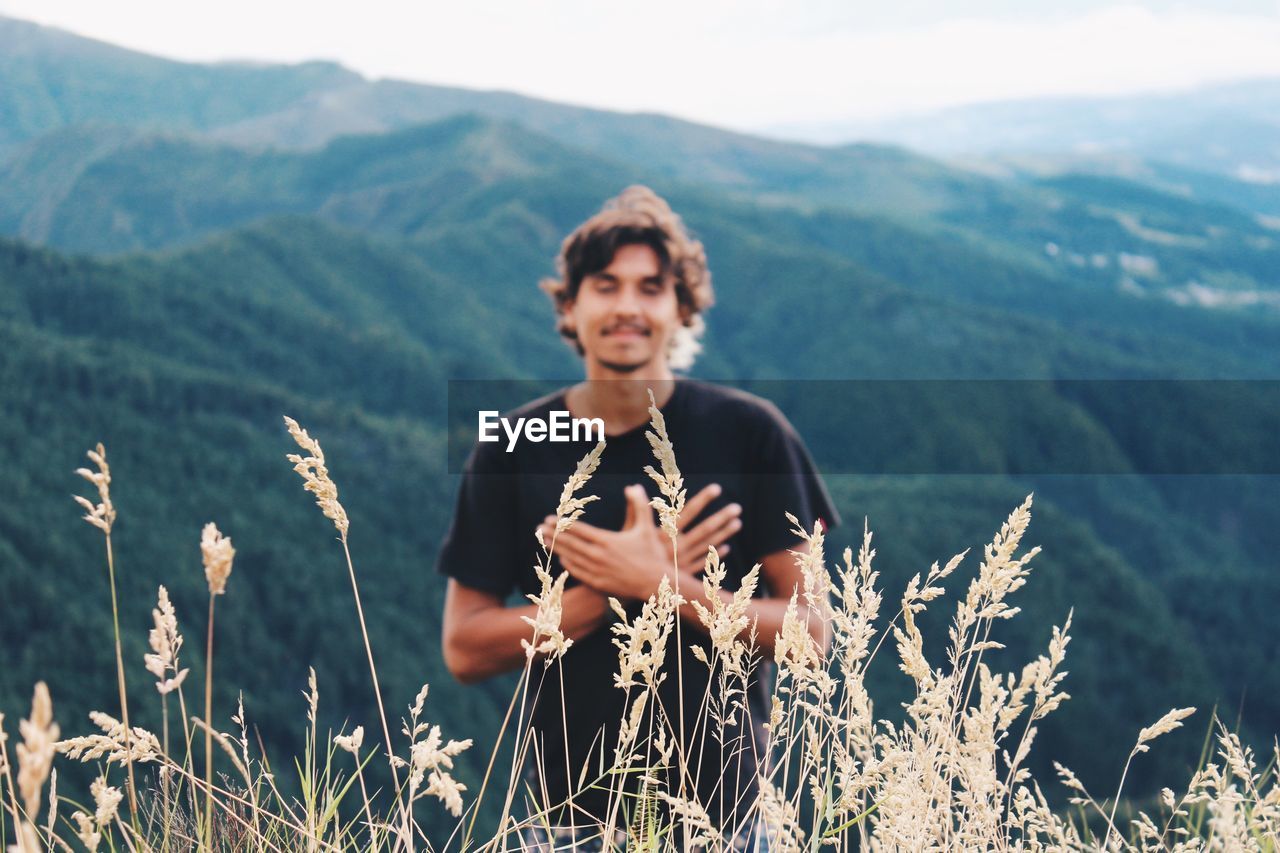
[{"xmin": 565, "ymin": 243, "xmax": 682, "ymax": 376}]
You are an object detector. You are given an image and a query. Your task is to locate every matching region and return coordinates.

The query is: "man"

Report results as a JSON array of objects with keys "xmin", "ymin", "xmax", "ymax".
[{"xmin": 436, "ymin": 186, "xmax": 840, "ymax": 848}]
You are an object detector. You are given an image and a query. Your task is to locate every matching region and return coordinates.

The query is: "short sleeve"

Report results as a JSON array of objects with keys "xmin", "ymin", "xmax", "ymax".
[
  {"xmin": 740, "ymin": 402, "xmax": 841, "ymax": 564},
  {"xmin": 434, "ymin": 440, "xmax": 520, "ymax": 597}
]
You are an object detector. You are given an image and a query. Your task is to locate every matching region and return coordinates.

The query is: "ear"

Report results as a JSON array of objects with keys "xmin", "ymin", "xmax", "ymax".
[{"xmin": 561, "ymin": 296, "xmax": 577, "ymax": 331}]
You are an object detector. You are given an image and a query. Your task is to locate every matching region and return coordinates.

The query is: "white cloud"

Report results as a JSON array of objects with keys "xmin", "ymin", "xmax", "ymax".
[{"xmin": 2, "ymin": 1, "xmax": 1278, "ymax": 128}]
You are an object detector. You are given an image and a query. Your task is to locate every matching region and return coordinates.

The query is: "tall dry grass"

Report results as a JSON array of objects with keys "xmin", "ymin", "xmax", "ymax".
[{"xmin": 1, "ymin": 405, "xmax": 1276, "ymax": 851}]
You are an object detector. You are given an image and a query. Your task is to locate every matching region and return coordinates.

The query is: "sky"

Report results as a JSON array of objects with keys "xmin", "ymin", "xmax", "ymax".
[{"xmin": 3, "ymin": 1, "xmax": 1280, "ymax": 131}]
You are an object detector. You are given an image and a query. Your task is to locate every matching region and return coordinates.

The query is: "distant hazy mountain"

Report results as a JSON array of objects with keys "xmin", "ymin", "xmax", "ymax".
[
  {"xmin": 0, "ymin": 13, "xmax": 997, "ymax": 220},
  {"xmin": 6, "ymin": 112, "xmax": 1276, "ymax": 333},
  {"xmin": 952, "ymin": 150, "xmax": 1280, "ymax": 222},
  {"xmin": 774, "ymin": 78, "xmax": 1280, "ymax": 184},
  {"xmin": 0, "ymin": 15, "xmax": 357, "ymax": 156}
]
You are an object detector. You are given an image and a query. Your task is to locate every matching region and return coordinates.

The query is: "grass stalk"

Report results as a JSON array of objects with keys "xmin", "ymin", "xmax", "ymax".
[
  {"xmin": 104, "ymin": 533, "xmax": 140, "ymax": 823},
  {"xmin": 204, "ymin": 593, "xmax": 216, "ymax": 849},
  {"xmin": 339, "ymin": 538, "xmax": 398, "ymax": 795}
]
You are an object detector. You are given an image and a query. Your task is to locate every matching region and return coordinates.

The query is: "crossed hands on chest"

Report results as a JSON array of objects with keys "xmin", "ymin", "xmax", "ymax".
[{"xmin": 536, "ymin": 483, "xmax": 743, "ymax": 602}]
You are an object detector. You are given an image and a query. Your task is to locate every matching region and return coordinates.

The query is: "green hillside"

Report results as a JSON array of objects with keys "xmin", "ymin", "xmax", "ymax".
[
  {"xmin": 2, "ymin": 217, "xmax": 1275, "ymax": 808},
  {"xmin": 2, "ymin": 15, "xmax": 1278, "ymax": 824},
  {"xmin": 6, "ymin": 12, "xmax": 1278, "ymax": 285},
  {"xmin": 5, "ymin": 114, "xmax": 1278, "ymax": 383}
]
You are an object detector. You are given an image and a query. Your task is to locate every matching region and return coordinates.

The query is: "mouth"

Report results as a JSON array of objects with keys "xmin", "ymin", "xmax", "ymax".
[{"xmin": 604, "ymin": 326, "xmax": 649, "ymax": 338}]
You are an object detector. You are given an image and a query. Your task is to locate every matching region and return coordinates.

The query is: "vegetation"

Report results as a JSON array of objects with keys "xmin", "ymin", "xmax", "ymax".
[
  {"xmin": 2, "ymin": 406, "xmax": 1276, "ymax": 850},
  {"xmin": 1, "ymin": 16, "xmax": 1278, "ymax": 844},
  {"xmin": 1, "ymin": 190, "xmax": 1276, "ymax": 805}
]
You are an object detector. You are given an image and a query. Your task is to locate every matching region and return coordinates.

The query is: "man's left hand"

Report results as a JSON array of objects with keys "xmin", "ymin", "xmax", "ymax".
[{"xmin": 538, "ymin": 484, "xmax": 692, "ymax": 601}]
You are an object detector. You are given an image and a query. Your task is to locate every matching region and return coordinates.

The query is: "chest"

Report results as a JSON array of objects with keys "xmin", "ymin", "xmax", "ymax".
[{"xmin": 507, "ymin": 431, "xmax": 761, "ymax": 597}]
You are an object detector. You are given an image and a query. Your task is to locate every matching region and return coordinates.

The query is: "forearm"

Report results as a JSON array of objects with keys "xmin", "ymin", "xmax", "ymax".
[
  {"xmin": 446, "ymin": 586, "xmax": 611, "ymax": 683},
  {"xmin": 671, "ymin": 577, "xmax": 829, "ymax": 661}
]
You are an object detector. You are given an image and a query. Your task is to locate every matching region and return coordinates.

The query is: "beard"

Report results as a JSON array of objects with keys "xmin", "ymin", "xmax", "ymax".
[
  {"xmin": 596, "ymin": 355, "xmax": 648, "ymax": 374},
  {"xmin": 592, "ymin": 328, "xmax": 658, "ymax": 374}
]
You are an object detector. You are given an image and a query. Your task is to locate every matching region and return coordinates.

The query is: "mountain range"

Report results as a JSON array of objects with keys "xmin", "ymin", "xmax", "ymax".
[
  {"xmin": 774, "ymin": 77, "xmax": 1280, "ymax": 183},
  {"xmin": 1, "ymin": 13, "xmax": 1277, "ymax": 833}
]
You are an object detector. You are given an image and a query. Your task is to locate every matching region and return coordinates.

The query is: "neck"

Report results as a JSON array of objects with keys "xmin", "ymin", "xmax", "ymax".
[{"xmin": 569, "ymin": 362, "xmax": 677, "ymax": 434}]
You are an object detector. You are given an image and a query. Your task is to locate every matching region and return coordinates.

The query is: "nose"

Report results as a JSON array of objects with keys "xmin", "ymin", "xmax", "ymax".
[{"xmin": 613, "ymin": 283, "xmax": 641, "ymax": 315}]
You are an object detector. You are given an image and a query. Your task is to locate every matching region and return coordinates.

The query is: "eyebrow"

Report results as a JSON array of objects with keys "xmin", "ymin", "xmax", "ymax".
[{"xmin": 586, "ymin": 273, "xmax": 665, "ymax": 284}]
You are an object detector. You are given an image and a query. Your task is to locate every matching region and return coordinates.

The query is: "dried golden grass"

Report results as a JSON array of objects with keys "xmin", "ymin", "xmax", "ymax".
[{"xmin": 0, "ymin": 415, "xmax": 1276, "ymax": 852}]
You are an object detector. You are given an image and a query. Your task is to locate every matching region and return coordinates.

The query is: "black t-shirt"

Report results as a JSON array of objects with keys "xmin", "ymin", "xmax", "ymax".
[{"xmin": 435, "ymin": 378, "xmax": 840, "ymax": 826}]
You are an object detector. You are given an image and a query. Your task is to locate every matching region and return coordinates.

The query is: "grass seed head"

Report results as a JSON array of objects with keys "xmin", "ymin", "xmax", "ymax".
[
  {"xmin": 554, "ymin": 440, "xmax": 605, "ymax": 534},
  {"xmin": 610, "ymin": 576, "xmax": 681, "ymax": 689},
  {"xmin": 56, "ymin": 711, "xmax": 160, "ymax": 765},
  {"xmin": 72, "ymin": 810, "xmax": 101, "ymax": 852},
  {"xmin": 1136, "ymin": 707, "xmax": 1198, "ymax": 753},
  {"xmin": 201, "ymin": 522, "xmax": 235, "ymax": 596},
  {"xmin": 642, "ymin": 388, "xmax": 685, "ymax": 540},
  {"xmin": 522, "ymin": 565, "xmax": 573, "ymax": 662},
  {"xmin": 145, "ymin": 585, "xmax": 189, "ymax": 694},
  {"xmin": 16, "ymin": 681, "xmax": 58, "ymax": 823},
  {"xmin": 283, "ymin": 416, "xmax": 350, "ymax": 537},
  {"xmin": 335, "ymin": 726, "xmax": 364, "ymax": 755},
  {"xmin": 73, "ymin": 442, "xmax": 116, "ymax": 535},
  {"xmin": 91, "ymin": 776, "xmax": 123, "ymax": 828}
]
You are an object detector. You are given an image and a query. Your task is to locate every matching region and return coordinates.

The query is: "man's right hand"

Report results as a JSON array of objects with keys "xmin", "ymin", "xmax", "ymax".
[{"xmin": 536, "ymin": 482, "xmax": 742, "ymax": 577}]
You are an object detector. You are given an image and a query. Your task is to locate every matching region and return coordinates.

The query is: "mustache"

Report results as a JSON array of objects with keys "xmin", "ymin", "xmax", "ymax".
[{"xmin": 603, "ymin": 323, "xmax": 649, "ymax": 334}]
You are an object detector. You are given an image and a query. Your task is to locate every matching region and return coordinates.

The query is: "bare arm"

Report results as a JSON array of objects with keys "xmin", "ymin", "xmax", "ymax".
[
  {"xmin": 541, "ymin": 489, "xmax": 830, "ymax": 663},
  {"xmin": 441, "ymin": 578, "xmax": 613, "ymax": 684},
  {"xmin": 673, "ymin": 541, "xmax": 831, "ymax": 661}
]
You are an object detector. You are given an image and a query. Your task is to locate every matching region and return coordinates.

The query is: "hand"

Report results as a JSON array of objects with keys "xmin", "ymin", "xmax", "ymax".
[
  {"xmin": 539, "ymin": 482, "xmax": 741, "ymax": 572},
  {"xmin": 540, "ymin": 485, "xmax": 667, "ymax": 600},
  {"xmin": 537, "ymin": 485, "xmax": 716, "ymax": 601},
  {"xmin": 661, "ymin": 482, "xmax": 743, "ymax": 573}
]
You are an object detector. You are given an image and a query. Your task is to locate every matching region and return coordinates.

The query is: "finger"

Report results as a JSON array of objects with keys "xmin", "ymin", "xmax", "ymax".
[
  {"xmin": 622, "ymin": 485, "xmax": 638, "ymax": 530},
  {"xmin": 629, "ymin": 484, "xmax": 657, "ymax": 529},
  {"xmin": 547, "ymin": 513, "xmax": 609, "ymax": 534},
  {"xmin": 551, "ymin": 531, "xmax": 609, "ymax": 565},
  {"xmin": 559, "ymin": 554, "xmax": 598, "ymax": 586},
  {"xmin": 545, "ymin": 514, "xmax": 611, "ymax": 545},
  {"xmin": 559, "ymin": 550, "xmax": 587, "ymax": 575},
  {"xmin": 536, "ymin": 516, "xmax": 563, "ymax": 545},
  {"xmin": 685, "ymin": 518, "xmax": 742, "ymax": 556},
  {"xmin": 678, "ymin": 542, "xmax": 718, "ymax": 573},
  {"xmin": 677, "ymin": 565, "xmax": 708, "ymax": 586},
  {"xmin": 558, "ymin": 519, "xmax": 612, "ymax": 546},
  {"xmin": 562, "ymin": 552, "xmax": 617, "ymax": 593},
  {"xmin": 679, "ymin": 543, "xmax": 730, "ymax": 573},
  {"xmin": 686, "ymin": 522, "xmax": 747, "ymax": 560},
  {"xmin": 684, "ymin": 505, "xmax": 743, "ymax": 551},
  {"xmin": 677, "ymin": 483, "xmax": 722, "ymax": 530}
]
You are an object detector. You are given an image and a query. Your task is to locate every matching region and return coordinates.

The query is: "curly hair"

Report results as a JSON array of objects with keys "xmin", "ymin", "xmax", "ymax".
[{"xmin": 539, "ymin": 186, "xmax": 714, "ymax": 370}]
